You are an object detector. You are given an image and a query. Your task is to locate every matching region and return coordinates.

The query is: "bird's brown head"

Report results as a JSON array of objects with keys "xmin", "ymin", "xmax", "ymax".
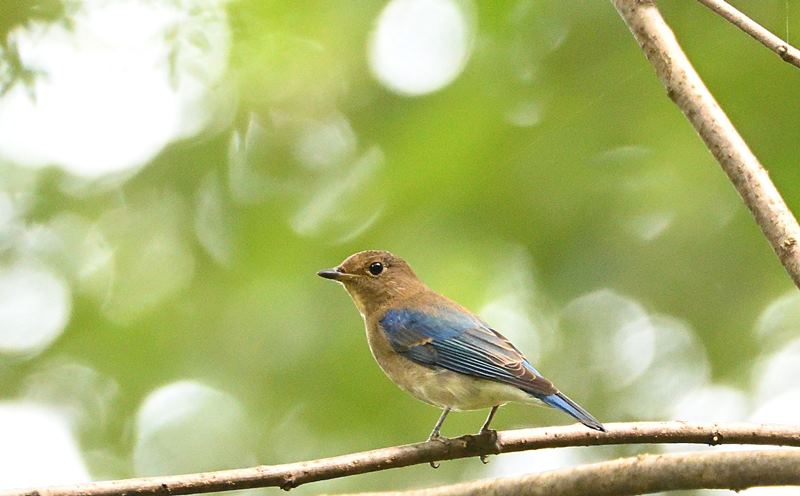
[{"xmin": 318, "ymin": 250, "xmax": 425, "ymax": 316}]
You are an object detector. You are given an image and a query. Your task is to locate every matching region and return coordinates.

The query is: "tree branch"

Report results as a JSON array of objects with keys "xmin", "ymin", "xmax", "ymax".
[
  {"xmin": 331, "ymin": 449, "xmax": 800, "ymax": 496},
  {"xmin": 612, "ymin": 0, "xmax": 800, "ymax": 290},
  {"xmin": 4, "ymin": 422, "xmax": 800, "ymax": 496},
  {"xmin": 695, "ymin": 0, "xmax": 800, "ymax": 68}
]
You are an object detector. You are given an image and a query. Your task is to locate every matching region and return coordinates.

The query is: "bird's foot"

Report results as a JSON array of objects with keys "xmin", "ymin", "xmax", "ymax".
[
  {"xmin": 427, "ymin": 432, "xmax": 450, "ymax": 443},
  {"xmin": 427, "ymin": 433, "xmax": 445, "ymax": 468},
  {"xmin": 477, "ymin": 428, "xmax": 497, "ymax": 464}
]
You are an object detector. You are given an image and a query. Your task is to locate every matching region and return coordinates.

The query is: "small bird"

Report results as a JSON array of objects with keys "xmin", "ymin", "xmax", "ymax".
[{"xmin": 318, "ymin": 250, "xmax": 604, "ymax": 462}]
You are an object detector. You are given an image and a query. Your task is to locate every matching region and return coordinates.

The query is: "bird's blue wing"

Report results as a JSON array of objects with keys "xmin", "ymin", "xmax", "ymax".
[{"xmin": 379, "ymin": 307, "xmax": 558, "ymax": 397}]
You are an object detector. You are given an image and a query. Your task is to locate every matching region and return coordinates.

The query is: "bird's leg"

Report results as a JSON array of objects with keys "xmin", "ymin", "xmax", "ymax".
[
  {"xmin": 427, "ymin": 407, "xmax": 451, "ymax": 441},
  {"xmin": 427, "ymin": 407, "xmax": 450, "ymax": 469},
  {"xmin": 478, "ymin": 405, "xmax": 499, "ymax": 464},
  {"xmin": 479, "ymin": 405, "xmax": 499, "ymax": 434}
]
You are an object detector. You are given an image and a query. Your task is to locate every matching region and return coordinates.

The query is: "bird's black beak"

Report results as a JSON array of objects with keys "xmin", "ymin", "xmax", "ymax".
[{"xmin": 317, "ymin": 267, "xmax": 344, "ymax": 280}]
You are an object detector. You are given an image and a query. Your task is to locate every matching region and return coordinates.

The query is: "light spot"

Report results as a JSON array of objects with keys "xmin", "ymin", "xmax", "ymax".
[
  {"xmin": 0, "ymin": 0, "xmax": 231, "ymax": 178},
  {"xmin": 590, "ymin": 145, "xmax": 652, "ymax": 166},
  {"xmin": 614, "ymin": 316, "xmax": 656, "ymax": 384},
  {"xmin": 507, "ymin": 0, "xmax": 569, "ymax": 63},
  {"xmin": 97, "ymin": 192, "xmax": 195, "ymax": 324},
  {"xmin": 134, "ymin": 381, "xmax": 257, "ymax": 476},
  {"xmin": 195, "ymin": 172, "xmax": 233, "ymax": 267},
  {"xmin": 368, "ymin": 0, "xmax": 475, "ymax": 96},
  {"xmin": 0, "ymin": 191, "xmax": 24, "ymax": 253},
  {"xmin": 0, "ymin": 402, "xmax": 89, "ymax": 489},
  {"xmin": 751, "ymin": 389, "xmax": 800, "ymax": 425},
  {"xmin": 227, "ymin": 115, "xmax": 274, "ymax": 205},
  {"xmin": 753, "ymin": 338, "xmax": 800, "ymax": 403},
  {"xmin": 488, "ymin": 446, "xmax": 586, "ymax": 478},
  {"xmin": 0, "ymin": 192, "xmax": 15, "ymax": 230},
  {"xmin": 739, "ymin": 479, "xmax": 800, "ymax": 495},
  {"xmin": 560, "ymin": 289, "xmax": 654, "ymax": 389},
  {"xmin": 671, "ymin": 385, "xmax": 749, "ymax": 423},
  {"xmin": 479, "ymin": 247, "xmax": 550, "ymax": 362},
  {"xmin": 22, "ymin": 360, "xmax": 119, "ymax": 433},
  {"xmin": 26, "ymin": 213, "xmax": 114, "ymax": 299},
  {"xmin": 755, "ymin": 291, "xmax": 800, "ymax": 348},
  {"xmin": 559, "ymin": 291, "xmax": 709, "ymax": 419},
  {"xmin": 618, "ymin": 315, "xmax": 709, "ymax": 419},
  {"xmin": 291, "ymin": 146, "xmax": 384, "ymax": 242},
  {"xmin": 293, "ymin": 114, "xmax": 357, "ymax": 170},
  {"xmin": 0, "ymin": 262, "xmax": 71, "ymax": 356},
  {"xmin": 660, "ymin": 384, "xmax": 750, "ymax": 453},
  {"xmin": 504, "ymin": 100, "xmax": 543, "ymax": 128},
  {"xmin": 626, "ymin": 211, "xmax": 674, "ymax": 241}
]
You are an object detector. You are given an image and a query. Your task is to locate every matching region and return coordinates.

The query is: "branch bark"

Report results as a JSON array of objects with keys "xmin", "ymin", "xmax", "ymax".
[
  {"xmin": 4, "ymin": 422, "xmax": 800, "ymax": 496},
  {"xmin": 612, "ymin": 0, "xmax": 800, "ymax": 290},
  {"xmin": 695, "ymin": 0, "xmax": 800, "ymax": 68},
  {"xmin": 330, "ymin": 449, "xmax": 800, "ymax": 496}
]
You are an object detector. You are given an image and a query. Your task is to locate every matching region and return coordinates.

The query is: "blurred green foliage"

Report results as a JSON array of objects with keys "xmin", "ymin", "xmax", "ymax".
[{"xmin": 1, "ymin": 0, "xmax": 800, "ymax": 494}]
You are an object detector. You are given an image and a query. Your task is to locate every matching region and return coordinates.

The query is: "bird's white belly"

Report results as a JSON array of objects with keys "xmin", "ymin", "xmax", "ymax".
[{"xmin": 402, "ymin": 363, "xmax": 537, "ymax": 410}]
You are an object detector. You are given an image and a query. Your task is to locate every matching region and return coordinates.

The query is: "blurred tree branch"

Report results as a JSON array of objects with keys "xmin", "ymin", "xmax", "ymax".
[
  {"xmin": 331, "ymin": 450, "xmax": 800, "ymax": 496},
  {"xmin": 695, "ymin": 0, "xmax": 800, "ymax": 68},
  {"xmin": 612, "ymin": 0, "xmax": 800, "ymax": 290},
  {"xmin": 3, "ymin": 422, "xmax": 800, "ymax": 496}
]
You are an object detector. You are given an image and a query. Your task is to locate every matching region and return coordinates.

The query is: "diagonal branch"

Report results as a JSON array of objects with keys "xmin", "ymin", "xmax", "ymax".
[
  {"xmin": 3, "ymin": 422, "xmax": 800, "ymax": 496},
  {"xmin": 612, "ymin": 0, "xmax": 800, "ymax": 290},
  {"xmin": 695, "ymin": 0, "xmax": 800, "ymax": 68},
  {"xmin": 331, "ymin": 449, "xmax": 800, "ymax": 496}
]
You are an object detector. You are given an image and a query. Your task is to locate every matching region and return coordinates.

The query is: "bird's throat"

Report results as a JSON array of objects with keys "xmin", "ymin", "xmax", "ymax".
[{"xmin": 344, "ymin": 286, "xmax": 369, "ymax": 318}]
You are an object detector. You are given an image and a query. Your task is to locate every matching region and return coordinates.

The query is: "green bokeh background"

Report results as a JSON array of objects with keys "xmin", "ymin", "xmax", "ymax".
[{"xmin": 1, "ymin": 1, "xmax": 799, "ymax": 494}]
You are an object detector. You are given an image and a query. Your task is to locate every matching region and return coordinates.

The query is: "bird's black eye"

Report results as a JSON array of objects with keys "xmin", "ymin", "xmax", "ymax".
[{"xmin": 368, "ymin": 261, "xmax": 384, "ymax": 276}]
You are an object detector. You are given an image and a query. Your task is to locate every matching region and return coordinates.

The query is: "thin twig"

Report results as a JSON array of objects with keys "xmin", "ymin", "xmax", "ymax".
[
  {"xmin": 3, "ymin": 422, "xmax": 800, "ymax": 496},
  {"xmin": 612, "ymin": 0, "xmax": 800, "ymax": 290},
  {"xmin": 696, "ymin": 0, "xmax": 800, "ymax": 68},
  {"xmin": 330, "ymin": 449, "xmax": 800, "ymax": 496}
]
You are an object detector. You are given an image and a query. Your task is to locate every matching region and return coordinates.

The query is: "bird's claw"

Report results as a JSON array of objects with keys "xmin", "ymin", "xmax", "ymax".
[
  {"xmin": 478, "ymin": 427, "xmax": 496, "ymax": 464},
  {"xmin": 427, "ymin": 432, "xmax": 443, "ymax": 468},
  {"xmin": 427, "ymin": 432, "xmax": 449, "ymax": 443}
]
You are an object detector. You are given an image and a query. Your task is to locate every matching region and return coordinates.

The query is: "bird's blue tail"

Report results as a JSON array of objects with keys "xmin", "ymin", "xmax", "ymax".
[{"xmin": 541, "ymin": 392, "xmax": 605, "ymax": 432}]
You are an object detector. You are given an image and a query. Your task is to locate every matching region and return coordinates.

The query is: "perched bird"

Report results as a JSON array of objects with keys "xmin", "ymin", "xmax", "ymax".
[{"xmin": 318, "ymin": 250, "xmax": 604, "ymax": 458}]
